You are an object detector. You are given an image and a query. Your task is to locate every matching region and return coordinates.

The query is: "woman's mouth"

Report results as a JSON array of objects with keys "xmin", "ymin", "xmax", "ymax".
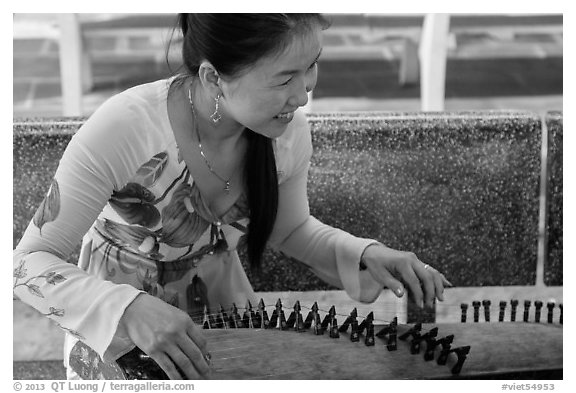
[{"xmin": 274, "ymin": 111, "xmax": 295, "ymax": 123}]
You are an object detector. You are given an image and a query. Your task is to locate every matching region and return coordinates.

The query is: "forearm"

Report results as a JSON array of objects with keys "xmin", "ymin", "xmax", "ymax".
[
  {"xmin": 13, "ymin": 247, "xmax": 143, "ymax": 360},
  {"xmin": 273, "ymin": 215, "xmax": 383, "ymax": 303}
]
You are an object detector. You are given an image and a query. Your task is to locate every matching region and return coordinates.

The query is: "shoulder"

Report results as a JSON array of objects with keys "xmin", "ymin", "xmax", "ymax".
[
  {"xmin": 95, "ymin": 79, "xmax": 168, "ymax": 127},
  {"xmin": 74, "ymin": 80, "xmax": 170, "ymax": 149},
  {"xmin": 64, "ymin": 80, "xmax": 173, "ymax": 188}
]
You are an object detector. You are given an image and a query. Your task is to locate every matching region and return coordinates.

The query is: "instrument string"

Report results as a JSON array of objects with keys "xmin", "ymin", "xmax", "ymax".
[
  {"xmin": 202, "ymin": 326, "xmax": 401, "ymax": 367},
  {"xmin": 188, "ymin": 297, "xmax": 563, "ymax": 327},
  {"xmin": 189, "ymin": 300, "xmax": 406, "ymax": 325}
]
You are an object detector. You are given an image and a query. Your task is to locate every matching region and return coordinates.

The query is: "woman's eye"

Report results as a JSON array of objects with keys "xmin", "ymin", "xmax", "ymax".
[{"xmin": 277, "ymin": 62, "xmax": 317, "ymax": 87}]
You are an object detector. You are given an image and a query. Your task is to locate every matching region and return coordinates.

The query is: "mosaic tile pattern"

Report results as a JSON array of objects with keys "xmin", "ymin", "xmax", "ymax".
[
  {"xmin": 13, "ymin": 119, "xmax": 82, "ymax": 265},
  {"xmin": 545, "ymin": 111, "xmax": 562, "ymax": 286},
  {"xmin": 13, "ymin": 112, "xmax": 547, "ymax": 291}
]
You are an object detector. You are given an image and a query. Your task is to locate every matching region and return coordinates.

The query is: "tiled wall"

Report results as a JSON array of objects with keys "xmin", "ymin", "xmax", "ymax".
[{"xmin": 13, "ymin": 112, "xmax": 562, "ymax": 292}]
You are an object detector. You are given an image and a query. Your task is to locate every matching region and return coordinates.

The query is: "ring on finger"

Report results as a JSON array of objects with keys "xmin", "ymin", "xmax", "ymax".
[
  {"xmin": 204, "ymin": 352, "xmax": 212, "ymax": 365},
  {"xmin": 424, "ymin": 264, "xmax": 436, "ymax": 272}
]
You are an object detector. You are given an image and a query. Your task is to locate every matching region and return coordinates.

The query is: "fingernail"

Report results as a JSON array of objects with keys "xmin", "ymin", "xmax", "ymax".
[{"xmin": 396, "ymin": 287, "xmax": 404, "ymax": 296}]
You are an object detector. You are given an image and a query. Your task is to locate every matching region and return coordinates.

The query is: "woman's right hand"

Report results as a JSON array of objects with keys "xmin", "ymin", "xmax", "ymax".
[{"xmin": 120, "ymin": 293, "xmax": 211, "ymax": 380}]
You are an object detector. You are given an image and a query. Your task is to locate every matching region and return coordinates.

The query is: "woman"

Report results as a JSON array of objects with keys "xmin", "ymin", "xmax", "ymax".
[{"xmin": 13, "ymin": 14, "xmax": 451, "ymax": 380}]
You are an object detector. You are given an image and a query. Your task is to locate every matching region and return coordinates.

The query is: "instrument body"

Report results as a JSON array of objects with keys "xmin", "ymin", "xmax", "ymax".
[{"xmin": 69, "ymin": 321, "xmax": 562, "ymax": 380}]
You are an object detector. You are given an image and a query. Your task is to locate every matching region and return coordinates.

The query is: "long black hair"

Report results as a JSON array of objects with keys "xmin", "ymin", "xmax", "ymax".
[{"xmin": 169, "ymin": 14, "xmax": 330, "ymax": 270}]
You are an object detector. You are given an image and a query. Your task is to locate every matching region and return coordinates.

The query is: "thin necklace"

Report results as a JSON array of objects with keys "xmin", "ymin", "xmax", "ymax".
[{"xmin": 188, "ymin": 87, "xmax": 232, "ymax": 194}]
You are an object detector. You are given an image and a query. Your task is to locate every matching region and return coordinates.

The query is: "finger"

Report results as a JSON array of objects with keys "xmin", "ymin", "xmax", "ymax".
[
  {"xmin": 398, "ymin": 267, "xmax": 424, "ymax": 307},
  {"xmin": 418, "ymin": 264, "xmax": 445, "ymax": 303},
  {"xmin": 151, "ymin": 351, "xmax": 185, "ymax": 380},
  {"xmin": 431, "ymin": 270, "xmax": 445, "ymax": 302},
  {"xmin": 441, "ymin": 274, "xmax": 453, "ymax": 287},
  {"xmin": 413, "ymin": 265, "xmax": 436, "ymax": 308},
  {"xmin": 179, "ymin": 332, "xmax": 211, "ymax": 378},
  {"xmin": 365, "ymin": 263, "xmax": 405, "ymax": 298},
  {"xmin": 170, "ymin": 345, "xmax": 206, "ymax": 380},
  {"xmin": 186, "ymin": 323, "xmax": 209, "ymax": 355}
]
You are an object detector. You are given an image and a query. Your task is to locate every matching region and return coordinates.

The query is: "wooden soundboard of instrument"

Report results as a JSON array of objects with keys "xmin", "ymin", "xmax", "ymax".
[{"xmin": 69, "ymin": 299, "xmax": 563, "ymax": 380}]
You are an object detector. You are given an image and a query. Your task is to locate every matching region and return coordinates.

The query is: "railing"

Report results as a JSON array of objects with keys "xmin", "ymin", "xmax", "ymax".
[{"xmin": 14, "ymin": 13, "xmax": 561, "ymax": 115}]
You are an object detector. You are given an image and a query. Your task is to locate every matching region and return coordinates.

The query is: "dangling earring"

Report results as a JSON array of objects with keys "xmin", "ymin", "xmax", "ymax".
[{"xmin": 210, "ymin": 94, "xmax": 222, "ymax": 124}]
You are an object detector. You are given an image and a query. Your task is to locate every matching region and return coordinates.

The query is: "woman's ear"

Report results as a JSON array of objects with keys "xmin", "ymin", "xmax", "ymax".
[{"xmin": 197, "ymin": 61, "xmax": 222, "ymax": 95}]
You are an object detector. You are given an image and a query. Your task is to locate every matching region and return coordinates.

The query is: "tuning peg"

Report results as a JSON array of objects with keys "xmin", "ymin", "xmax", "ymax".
[
  {"xmin": 411, "ymin": 327, "xmax": 438, "ymax": 355},
  {"xmin": 510, "ymin": 299, "xmax": 519, "ymax": 322},
  {"xmin": 499, "ymin": 301, "xmax": 507, "ymax": 322},
  {"xmin": 269, "ymin": 299, "xmax": 286, "ymax": 329},
  {"xmin": 358, "ymin": 311, "xmax": 374, "ymax": 336},
  {"xmin": 546, "ymin": 301, "xmax": 555, "ymax": 324},
  {"xmin": 202, "ymin": 305, "xmax": 214, "ymax": 329},
  {"xmin": 349, "ymin": 318, "xmax": 360, "ymax": 342},
  {"xmin": 303, "ymin": 302, "xmax": 323, "ymax": 334},
  {"xmin": 242, "ymin": 300, "xmax": 255, "ymax": 329},
  {"xmin": 329, "ymin": 317, "xmax": 340, "ymax": 339},
  {"xmin": 439, "ymin": 345, "xmax": 471, "ymax": 375},
  {"xmin": 375, "ymin": 317, "xmax": 397, "ymax": 351},
  {"xmin": 523, "ymin": 300, "xmax": 531, "ymax": 322},
  {"xmin": 364, "ymin": 320, "xmax": 375, "ymax": 346},
  {"xmin": 255, "ymin": 298, "xmax": 270, "ymax": 329},
  {"xmin": 534, "ymin": 300, "xmax": 543, "ymax": 323},
  {"xmin": 339, "ymin": 307, "xmax": 358, "ymax": 333},
  {"xmin": 472, "ymin": 301, "xmax": 481, "ymax": 322},
  {"xmin": 216, "ymin": 304, "xmax": 229, "ymax": 329},
  {"xmin": 399, "ymin": 322, "xmax": 422, "ymax": 341},
  {"xmin": 460, "ymin": 303, "xmax": 468, "ymax": 323},
  {"xmin": 482, "ymin": 300, "xmax": 491, "ymax": 322},
  {"xmin": 423, "ymin": 329, "xmax": 440, "ymax": 361},
  {"xmin": 229, "ymin": 303, "xmax": 243, "ymax": 328},
  {"xmin": 435, "ymin": 335, "xmax": 455, "ymax": 364},
  {"xmin": 285, "ymin": 301, "xmax": 304, "ymax": 331},
  {"xmin": 303, "ymin": 302, "xmax": 317, "ymax": 329},
  {"xmin": 321, "ymin": 305, "xmax": 337, "ymax": 330},
  {"xmin": 313, "ymin": 312, "xmax": 324, "ymax": 336}
]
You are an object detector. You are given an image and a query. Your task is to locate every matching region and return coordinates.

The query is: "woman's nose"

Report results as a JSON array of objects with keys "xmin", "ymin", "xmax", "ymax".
[
  {"xmin": 289, "ymin": 86, "xmax": 308, "ymax": 108},
  {"xmin": 291, "ymin": 77, "xmax": 315, "ymax": 108}
]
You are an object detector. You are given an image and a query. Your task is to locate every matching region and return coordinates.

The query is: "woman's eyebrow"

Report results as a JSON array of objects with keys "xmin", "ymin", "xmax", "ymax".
[{"xmin": 274, "ymin": 49, "xmax": 323, "ymax": 77}]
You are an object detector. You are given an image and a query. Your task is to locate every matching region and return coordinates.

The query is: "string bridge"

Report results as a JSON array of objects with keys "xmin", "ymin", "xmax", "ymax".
[{"xmin": 197, "ymin": 299, "xmax": 469, "ymax": 376}]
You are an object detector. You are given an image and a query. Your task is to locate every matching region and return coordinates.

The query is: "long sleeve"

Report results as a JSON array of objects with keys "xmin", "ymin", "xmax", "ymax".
[
  {"xmin": 13, "ymin": 94, "xmax": 154, "ymax": 361},
  {"xmin": 268, "ymin": 111, "xmax": 383, "ymax": 303}
]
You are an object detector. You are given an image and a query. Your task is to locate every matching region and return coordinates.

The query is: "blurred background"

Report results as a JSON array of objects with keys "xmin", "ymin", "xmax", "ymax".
[
  {"xmin": 13, "ymin": 13, "xmax": 563, "ymax": 363},
  {"xmin": 13, "ymin": 13, "xmax": 562, "ymax": 118}
]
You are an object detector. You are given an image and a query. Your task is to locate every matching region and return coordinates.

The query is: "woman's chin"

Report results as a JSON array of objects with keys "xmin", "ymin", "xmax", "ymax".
[{"xmin": 250, "ymin": 122, "xmax": 290, "ymax": 139}]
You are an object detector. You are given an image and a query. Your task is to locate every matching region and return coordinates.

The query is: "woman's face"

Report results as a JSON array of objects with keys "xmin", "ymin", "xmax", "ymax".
[{"xmin": 218, "ymin": 25, "xmax": 323, "ymax": 139}]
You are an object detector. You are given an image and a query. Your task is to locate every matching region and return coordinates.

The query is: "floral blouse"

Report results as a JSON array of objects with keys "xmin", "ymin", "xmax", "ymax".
[{"xmin": 13, "ymin": 78, "xmax": 383, "ymax": 369}]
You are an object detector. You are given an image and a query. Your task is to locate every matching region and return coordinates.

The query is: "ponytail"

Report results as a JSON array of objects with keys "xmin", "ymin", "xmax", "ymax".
[
  {"xmin": 244, "ymin": 130, "xmax": 278, "ymax": 271},
  {"xmin": 179, "ymin": 13, "xmax": 189, "ymax": 37}
]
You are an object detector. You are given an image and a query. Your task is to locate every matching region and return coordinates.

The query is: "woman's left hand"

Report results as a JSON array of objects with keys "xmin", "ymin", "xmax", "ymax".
[{"xmin": 361, "ymin": 243, "xmax": 452, "ymax": 308}]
